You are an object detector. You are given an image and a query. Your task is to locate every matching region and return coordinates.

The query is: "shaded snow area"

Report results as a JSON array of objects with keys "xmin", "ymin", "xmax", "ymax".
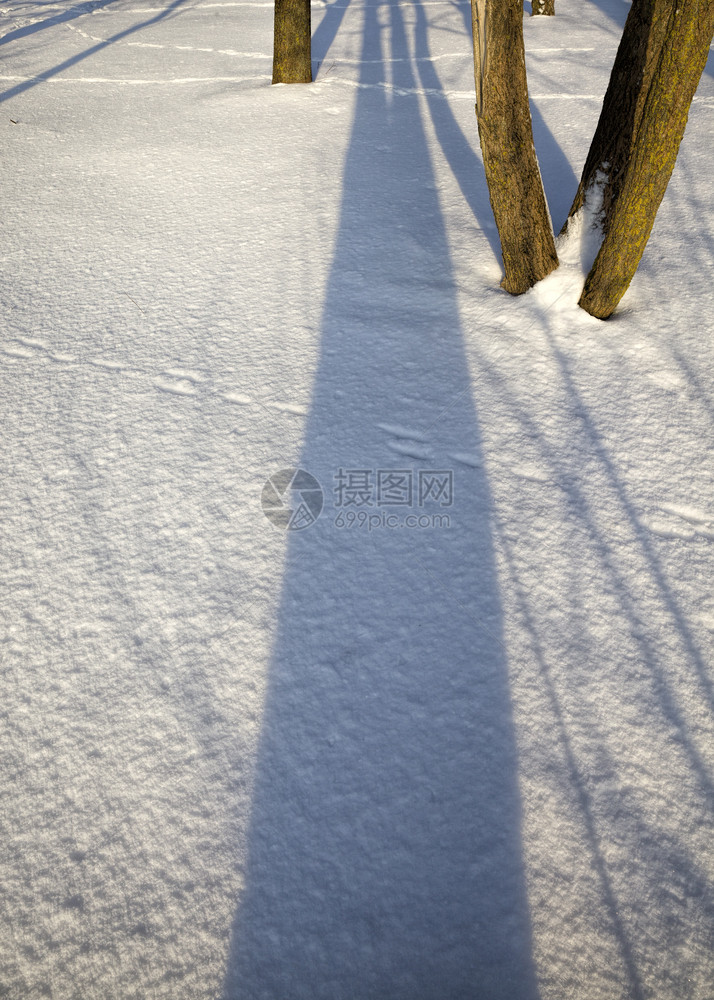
[{"xmin": 1, "ymin": 0, "xmax": 714, "ymax": 997}]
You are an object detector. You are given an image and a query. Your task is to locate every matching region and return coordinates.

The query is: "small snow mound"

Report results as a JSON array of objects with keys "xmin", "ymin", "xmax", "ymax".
[
  {"xmin": 557, "ymin": 169, "xmax": 607, "ymax": 270},
  {"xmin": 529, "ymin": 171, "xmax": 609, "ymax": 326}
]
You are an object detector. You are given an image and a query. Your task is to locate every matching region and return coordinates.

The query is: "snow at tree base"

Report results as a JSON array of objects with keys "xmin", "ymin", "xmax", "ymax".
[{"xmin": 1, "ymin": 0, "xmax": 713, "ymax": 997}]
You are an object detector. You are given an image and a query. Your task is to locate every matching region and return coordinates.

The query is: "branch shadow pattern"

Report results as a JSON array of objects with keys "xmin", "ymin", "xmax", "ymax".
[
  {"xmin": 0, "ymin": 0, "xmax": 119, "ymax": 49},
  {"xmin": 472, "ymin": 323, "xmax": 714, "ymax": 796},
  {"xmin": 463, "ymin": 305, "xmax": 714, "ymax": 992},
  {"xmin": 0, "ymin": 0, "xmax": 116, "ymax": 45},
  {"xmin": 0, "ymin": 0, "xmax": 190, "ymax": 104}
]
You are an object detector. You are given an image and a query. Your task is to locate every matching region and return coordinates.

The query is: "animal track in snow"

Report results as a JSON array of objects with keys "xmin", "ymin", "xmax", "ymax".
[
  {"xmin": 90, "ymin": 357, "xmax": 126, "ymax": 371},
  {"xmin": 643, "ymin": 504, "xmax": 713, "ymax": 541},
  {"xmin": 378, "ymin": 423, "xmax": 432, "ymax": 460},
  {"xmin": 3, "ymin": 336, "xmax": 50, "ymax": 358},
  {"xmin": 377, "ymin": 423, "xmax": 429, "ymax": 442},
  {"xmin": 448, "ymin": 451, "xmax": 482, "ymax": 469},
  {"xmin": 164, "ymin": 368, "xmax": 203, "ymax": 383},
  {"xmin": 2, "ymin": 338, "xmax": 77, "ymax": 363},
  {"xmin": 154, "ymin": 373, "xmax": 200, "ymax": 396},
  {"xmin": 16, "ymin": 336, "xmax": 49, "ymax": 350},
  {"xmin": 222, "ymin": 391, "xmax": 253, "ymax": 405},
  {"xmin": 387, "ymin": 440, "xmax": 432, "ymax": 460},
  {"xmin": 268, "ymin": 401, "xmax": 308, "ymax": 416},
  {"xmin": 3, "ymin": 343, "xmax": 36, "ymax": 359},
  {"xmin": 1, "ymin": 334, "xmax": 310, "ymax": 424},
  {"xmin": 660, "ymin": 503, "xmax": 711, "ymax": 526},
  {"xmin": 644, "ymin": 504, "xmax": 714, "ymax": 540},
  {"xmin": 642, "ymin": 518, "xmax": 697, "ymax": 541},
  {"xmin": 510, "ymin": 464, "xmax": 550, "ymax": 484}
]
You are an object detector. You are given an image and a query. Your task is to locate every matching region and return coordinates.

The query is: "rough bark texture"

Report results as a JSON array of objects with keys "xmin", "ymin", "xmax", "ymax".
[
  {"xmin": 531, "ymin": 0, "xmax": 555, "ymax": 15},
  {"xmin": 580, "ymin": 0, "xmax": 714, "ymax": 319},
  {"xmin": 563, "ymin": 0, "xmax": 670, "ymax": 232},
  {"xmin": 471, "ymin": 0, "xmax": 558, "ymax": 293},
  {"xmin": 272, "ymin": 0, "xmax": 312, "ymax": 84}
]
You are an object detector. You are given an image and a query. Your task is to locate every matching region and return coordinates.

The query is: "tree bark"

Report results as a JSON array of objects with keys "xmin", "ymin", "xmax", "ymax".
[
  {"xmin": 272, "ymin": 0, "xmax": 312, "ymax": 84},
  {"xmin": 579, "ymin": 0, "xmax": 714, "ymax": 318},
  {"xmin": 563, "ymin": 0, "xmax": 670, "ymax": 233},
  {"xmin": 471, "ymin": 0, "xmax": 558, "ymax": 293},
  {"xmin": 531, "ymin": 0, "xmax": 555, "ymax": 15}
]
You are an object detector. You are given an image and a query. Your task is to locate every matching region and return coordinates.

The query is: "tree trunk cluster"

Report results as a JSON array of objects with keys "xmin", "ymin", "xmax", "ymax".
[
  {"xmin": 472, "ymin": 0, "xmax": 714, "ymax": 318},
  {"xmin": 270, "ymin": 0, "xmax": 714, "ymax": 318}
]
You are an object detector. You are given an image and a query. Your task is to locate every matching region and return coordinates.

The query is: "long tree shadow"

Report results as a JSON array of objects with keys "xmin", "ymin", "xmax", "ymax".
[
  {"xmin": 528, "ymin": 102, "xmax": 579, "ymax": 233},
  {"xmin": 312, "ymin": 0, "xmax": 353, "ymax": 76},
  {"xmin": 412, "ymin": 0, "xmax": 502, "ymax": 259},
  {"xmin": 221, "ymin": 3, "xmax": 540, "ymax": 999},
  {"xmin": 413, "ymin": 0, "xmax": 578, "ymax": 259}
]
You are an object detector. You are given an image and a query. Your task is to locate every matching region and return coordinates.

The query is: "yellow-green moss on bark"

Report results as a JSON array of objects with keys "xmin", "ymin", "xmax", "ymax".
[
  {"xmin": 563, "ymin": 0, "xmax": 671, "ymax": 235},
  {"xmin": 273, "ymin": 0, "xmax": 312, "ymax": 84},
  {"xmin": 580, "ymin": 0, "xmax": 714, "ymax": 318},
  {"xmin": 471, "ymin": 0, "xmax": 558, "ymax": 293}
]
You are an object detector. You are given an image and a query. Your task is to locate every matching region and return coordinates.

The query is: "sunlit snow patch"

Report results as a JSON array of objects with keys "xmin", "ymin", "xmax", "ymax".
[{"xmin": 529, "ymin": 169, "xmax": 608, "ymax": 326}]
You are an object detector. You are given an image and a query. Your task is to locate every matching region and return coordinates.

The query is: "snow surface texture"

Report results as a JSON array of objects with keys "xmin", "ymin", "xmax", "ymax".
[{"xmin": 1, "ymin": 0, "xmax": 713, "ymax": 998}]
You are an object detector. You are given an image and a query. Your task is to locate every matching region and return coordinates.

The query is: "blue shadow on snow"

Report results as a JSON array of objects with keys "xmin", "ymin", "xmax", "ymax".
[
  {"xmin": 0, "ymin": 0, "xmax": 119, "ymax": 49},
  {"xmin": 221, "ymin": 2, "xmax": 540, "ymax": 998},
  {"xmin": 0, "ymin": 0, "xmax": 190, "ymax": 104}
]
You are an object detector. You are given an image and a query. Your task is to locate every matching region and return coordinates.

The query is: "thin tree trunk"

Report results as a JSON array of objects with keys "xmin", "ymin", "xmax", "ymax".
[
  {"xmin": 272, "ymin": 0, "xmax": 312, "ymax": 84},
  {"xmin": 562, "ymin": 0, "xmax": 670, "ymax": 233},
  {"xmin": 580, "ymin": 0, "xmax": 714, "ymax": 318},
  {"xmin": 471, "ymin": 0, "xmax": 558, "ymax": 293},
  {"xmin": 531, "ymin": 0, "xmax": 555, "ymax": 15}
]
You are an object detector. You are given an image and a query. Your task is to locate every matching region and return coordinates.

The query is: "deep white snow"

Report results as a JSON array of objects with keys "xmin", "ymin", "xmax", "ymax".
[{"xmin": 1, "ymin": 0, "xmax": 713, "ymax": 997}]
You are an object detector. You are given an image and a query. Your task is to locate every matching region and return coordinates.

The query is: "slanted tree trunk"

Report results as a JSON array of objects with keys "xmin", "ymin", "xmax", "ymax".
[
  {"xmin": 563, "ymin": 0, "xmax": 670, "ymax": 233},
  {"xmin": 579, "ymin": 0, "xmax": 714, "ymax": 318},
  {"xmin": 531, "ymin": 0, "xmax": 555, "ymax": 15},
  {"xmin": 471, "ymin": 0, "xmax": 558, "ymax": 293},
  {"xmin": 272, "ymin": 0, "xmax": 312, "ymax": 84}
]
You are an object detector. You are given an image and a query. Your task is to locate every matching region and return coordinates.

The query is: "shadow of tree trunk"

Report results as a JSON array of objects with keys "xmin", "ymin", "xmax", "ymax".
[{"xmin": 221, "ymin": 3, "xmax": 540, "ymax": 998}]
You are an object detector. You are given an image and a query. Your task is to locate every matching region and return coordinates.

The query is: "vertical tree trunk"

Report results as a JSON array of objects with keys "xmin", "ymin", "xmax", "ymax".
[
  {"xmin": 471, "ymin": 0, "xmax": 558, "ymax": 294},
  {"xmin": 579, "ymin": 0, "xmax": 714, "ymax": 318},
  {"xmin": 272, "ymin": 0, "xmax": 312, "ymax": 84},
  {"xmin": 562, "ymin": 0, "xmax": 670, "ymax": 233},
  {"xmin": 531, "ymin": 0, "xmax": 555, "ymax": 15}
]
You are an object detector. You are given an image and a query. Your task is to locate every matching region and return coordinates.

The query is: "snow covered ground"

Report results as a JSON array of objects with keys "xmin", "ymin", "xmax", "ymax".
[{"xmin": 1, "ymin": 0, "xmax": 713, "ymax": 997}]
